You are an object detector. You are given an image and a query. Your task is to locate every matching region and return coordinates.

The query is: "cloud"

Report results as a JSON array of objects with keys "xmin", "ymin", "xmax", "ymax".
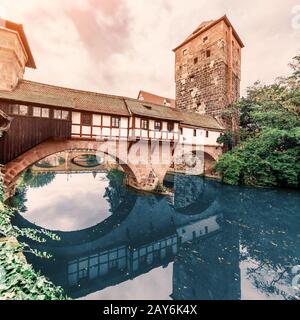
[
  {"xmin": 0, "ymin": 0, "xmax": 299, "ymax": 97},
  {"xmin": 65, "ymin": 0, "xmax": 130, "ymax": 62}
]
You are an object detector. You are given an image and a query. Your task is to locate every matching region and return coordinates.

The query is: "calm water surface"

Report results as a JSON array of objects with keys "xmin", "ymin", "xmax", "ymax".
[{"xmin": 10, "ymin": 166, "xmax": 300, "ymax": 300}]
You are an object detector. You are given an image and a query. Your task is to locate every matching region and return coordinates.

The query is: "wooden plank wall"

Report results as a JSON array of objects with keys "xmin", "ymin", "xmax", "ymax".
[{"xmin": 0, "ymin": 105, "xmax": 71, "ymax": 165}]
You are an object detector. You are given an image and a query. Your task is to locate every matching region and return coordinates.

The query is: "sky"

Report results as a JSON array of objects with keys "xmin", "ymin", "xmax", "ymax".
[{"xmin": 0, "ymin": 0, "xmax": 299, "ymax": 99}]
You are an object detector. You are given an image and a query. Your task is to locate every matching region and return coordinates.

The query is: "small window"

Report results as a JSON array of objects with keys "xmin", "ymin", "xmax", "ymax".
[
  {"xmin": 203, "ymin": 36, "xmax": 208, "ymax": 43},
  {"xmin": 194, "ymin": 57, "xmax": 198, "ymax": 64},
  {"xmin": 81, "ymin": 113, "xmax": 92, "ymax": 126},
  {"xmin": 54, "ymin": 110, "xmax": 61, "ymax": 119},
  {"xmin": 193, "ymin": 129, "xmax": 197, "ymax": 137},
  {"xmin": 62, "ymin": 111, "xmax": 69, "ymax": 120},
  {"xmin": 180, "ymin": 128, "xmax": 183, "ymax": 135},
  {"xmin": 111, "ymin": 117, "xmax": 120, "ymax": 128},
  {"xmin": 154, "ymin": 121, "xmax": 161, "ymax": 131},
  {"xmin": 33, "ymin": 107, "xmax": 41, "ymax": 117},
  {"xmin": 167, "ymin": 122, "xmax": 174, "ymax": 132},
  {"xmin": 12, "ymin": 105, "xmax": 19, "ymax": 115},
  {"xmin": 19, "ymin": 105, "xmax": 28, "ymax": 115},
  {"xmin": 41, "ymin": 108, "xmax": 49, "ymax": 118},
  {"xmin": 141, "ymin": 119, "xmax": 148, "ymax": 130},
  {"xmin": 183, "ymin": 48, "xmax": 188, "ymax": 56},
  {"xmin": 206, "ymin": 50, "xmax": 211, "ymax": 58},
  {"xmin": 11, "ymin": 105, "xmax": 28, "ymax": 116},
  {"xmin": 206, "ymin": 131, "xmax": 209, "ymax": 138}
]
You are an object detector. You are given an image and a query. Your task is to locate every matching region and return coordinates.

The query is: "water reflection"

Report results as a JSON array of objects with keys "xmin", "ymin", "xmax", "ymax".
[{"xmin": 10, "ymin": 163, "xmax": 300, "ymax": 300}]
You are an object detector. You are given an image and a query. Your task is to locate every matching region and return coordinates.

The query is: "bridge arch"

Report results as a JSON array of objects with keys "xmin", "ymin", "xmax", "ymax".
[{"xmin": 2, "ymin": 139, "xmax": 139, "ymax": 197}]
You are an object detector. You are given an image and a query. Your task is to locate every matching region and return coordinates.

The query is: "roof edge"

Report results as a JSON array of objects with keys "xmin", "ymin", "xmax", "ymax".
[{"xmin": 172, "ymin": 14, "xmax": 244, "ymax": 52}]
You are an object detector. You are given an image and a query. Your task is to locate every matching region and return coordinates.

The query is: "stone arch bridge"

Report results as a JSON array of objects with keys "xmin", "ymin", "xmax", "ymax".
[{"xmin": 2, "ymin": 138, "xmax": 222, "ymax": 197}]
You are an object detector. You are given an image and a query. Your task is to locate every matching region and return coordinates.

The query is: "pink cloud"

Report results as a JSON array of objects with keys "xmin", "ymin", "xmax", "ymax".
[{"xmin": 65, "ymin": 1, "xmax": 130, "ymax": 62}]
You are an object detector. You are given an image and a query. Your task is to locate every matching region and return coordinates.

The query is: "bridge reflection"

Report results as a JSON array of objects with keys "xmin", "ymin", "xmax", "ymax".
[{"xmin": 11, "ymin": 171, "xmax": 300, "ymax": 300}]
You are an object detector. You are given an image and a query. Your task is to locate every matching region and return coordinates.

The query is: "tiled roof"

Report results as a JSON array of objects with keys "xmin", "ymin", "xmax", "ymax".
[
  {"xmin": 125, "ymin": 98, "xmax": 183, "ymax": 121},
  {"xmin": 173, "ymin": 15, "xmax": 244, "ymax": 51},
  {"xmin": 0, "ymin": 80, "xmax": 130, "ymax": 116},
  {"xmin": 181, "ymin": 111, "xmax": 224, "ymax": 130},
  {"xmin": 1, "ymin": 20, "xmax": 36, "ymax": 68},
  {"xmin": 0, "ymin": 79, "xmax": 224, "ymax": 130},
  {"xmin": 138, "ymin": 90, "xmax": 176, "ymax": 108}
]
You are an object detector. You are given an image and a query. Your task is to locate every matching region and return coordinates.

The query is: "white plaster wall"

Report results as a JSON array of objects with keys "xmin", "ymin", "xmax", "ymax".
[
  {"xmin": 81, "ymin": 126, "xmax": 91, "ymax": 135},
  {"xmin": 102, "ymin": 115, "xmax": 110, "ymax": 126},
  {"xmin": 135, "ymin": 117, "xmax": 140, "ymax": 129},
  {"xmin": 72, "ymin": 112, "xmax": 81, "ymax": 124},
  {"xmin": 72, "ymin": 125, "xmax": 80, "ymax": 134},
  {"xmin": 92, "ymin": 114, "xmax": 101, "ymax": 126},
  {"xmin": 180, "ymin": 127, "xmax": 221, "ymax": 145},
  {"xmin": 92, "ymin": 127, "xmax": 101, "ymax": 135},
  {"xmin": 177, "ymin": 215, "xmax": 220, "ymax": 244},
  {"xmin": 121, "ymin": 117, "xmax": 128, "ymax": 128}
]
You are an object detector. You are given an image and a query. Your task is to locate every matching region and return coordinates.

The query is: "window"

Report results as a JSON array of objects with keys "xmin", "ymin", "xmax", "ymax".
[
  {"xmin": 180, "ymin": 128, "xmax": 183, "ymax": 135},
  {"xmin": 54, "ymin": 110, "xmax": 70, "ymax": 120},
  {"xmin": 206, "ymin": 131, "xmax": 209, "ymax": 138},
  {"xmin": 206, "ymin": 50, "xmax": 211, "ymax": 58},
  {"xmin": 183, "ymin": 48, "xmax": 187, "ymax": 56},
  {"xmin": 19, "ymin": 105, "xmax": 28, "ymax": 115},
  {"xmin": 54, "ymin": 110, "xmax": 61, "ymax": 119},
  {"xmin": 62, "ymin": 111, "xmax": 69, "ymax": 120},
  {"xmin": 33, "ymin": 107, "xmax": 50, "ymax": 118},
  {"xmin": 194, "ymin": 57, "xmax": 198, "ymax": 64},
  {"xmin": 203, "ymin": 36, "xmax": 208, "ymax": 43},
  {"xmin": 33, "ymin": 107, "xmax": 41, "ymax": 117},
  {"xmin": 41, "ymin": 108, "xmax": 49, "ymax": 118},
  {"xmin": 193, "ymin": 129, "xmax": 197, "ymax": 137},
  {"xmin": 111, "ymin": 117, "xmax": 120, "ymax": 128},
  {"xmin": 141, "ymin": 119, "xmax": 148, "ymax": 130},
  {"xmin": 154, "ymin": 120, "xmax": 161, "ymax": 131},
  {"xmin": 12, "ymin": 105, "xmax": 28, "ymax": 116},
  {"xmin": 167, "ymin": 122, "xmax": 174, "ymax": 132},
  {"xmin": 81, "ymin": 113, "xmax": 92, "ymax": 126}
]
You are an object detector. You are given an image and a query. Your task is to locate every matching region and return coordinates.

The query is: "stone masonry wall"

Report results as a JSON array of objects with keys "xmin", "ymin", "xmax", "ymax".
[
  {"xmin": 174, "ymin": 20, "xmax": 242, "ymax": 125},
  {"xmin": 0, "ymin": 28, "xmax": 27, "ymax": 91}
]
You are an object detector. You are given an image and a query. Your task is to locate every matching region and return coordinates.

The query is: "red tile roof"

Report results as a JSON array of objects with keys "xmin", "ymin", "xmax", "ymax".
[
  {"xmin": 138, "ymin": 90, "xmax": 175, "ymax": 108},
  {"xmin": 2, "ymin": 20, "xmax": 36, "ymax": 69},
  {"xmin": 0, "ymin": 79, "xmax": 224, "ymax": 130},
  {"xmin": 173, "ymin": 15, "xmax": 244, "ymax": 51}
]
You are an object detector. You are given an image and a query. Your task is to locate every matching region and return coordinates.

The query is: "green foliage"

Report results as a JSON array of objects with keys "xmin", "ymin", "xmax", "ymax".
[
  {"xmin": 0, "ymin": 175, "xmax": 66, "ymax": 300},
  {"xmin": 22, "ymin": 169, "xmax": 55, "ymax": 189},
  {"xmin": 215, "ymin": 54, "xmax": 300, "ymax": 188},
  {"xmin": 215, "ymin": 128, "xmax": 300, "ymax": 187},
  {"xmin": 217, "ymin": 131, "xmax": 234, "ymax": 150},
  {"xmin": 0, "ymin": 241, "xmax": 66, "ymax": 300}
]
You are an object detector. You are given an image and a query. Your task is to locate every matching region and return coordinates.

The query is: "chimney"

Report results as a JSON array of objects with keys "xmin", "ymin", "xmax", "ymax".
[{"xmin": 0, "ymin": 19, "xmax": 36, "ymax": 91}]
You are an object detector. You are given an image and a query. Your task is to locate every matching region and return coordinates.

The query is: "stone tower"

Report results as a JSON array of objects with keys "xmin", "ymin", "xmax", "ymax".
[
  {"xmin": 0, "ymin": 19, "xmax": 36, "ymax": 91},
  {"xmin": 173, "ymin": 15, "xmax": 243, "ymax": 128}
]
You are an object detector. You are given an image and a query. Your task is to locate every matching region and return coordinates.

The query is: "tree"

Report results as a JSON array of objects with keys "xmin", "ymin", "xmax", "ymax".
[{"xmin": 215, "ymin": 54, "xmax": 300, "ymax": 188}]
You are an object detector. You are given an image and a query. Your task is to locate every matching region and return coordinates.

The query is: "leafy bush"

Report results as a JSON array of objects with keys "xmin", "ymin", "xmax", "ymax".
[
  {"xmin": 0, "ymin": 175, "xmax": 67, "ymax": 300},
  {"xmin": 215, "ymin": 55, "xmax": 300, "ymax": 188}
]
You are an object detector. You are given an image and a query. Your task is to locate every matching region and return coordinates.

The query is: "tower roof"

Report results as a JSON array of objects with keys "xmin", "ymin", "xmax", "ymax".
[
  {"xmin": 173, "ymin": 15, "xmax": 244, "ymax": 51},
  {"xmin": 0, "ymin": 19, "xmax": 36, "ymax": 69}
]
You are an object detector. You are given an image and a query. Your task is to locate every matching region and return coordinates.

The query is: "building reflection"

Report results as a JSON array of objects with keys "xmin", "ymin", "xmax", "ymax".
[{"xmin": 13, "ymin": 168, "xmax": 300, "ymax": 300}]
